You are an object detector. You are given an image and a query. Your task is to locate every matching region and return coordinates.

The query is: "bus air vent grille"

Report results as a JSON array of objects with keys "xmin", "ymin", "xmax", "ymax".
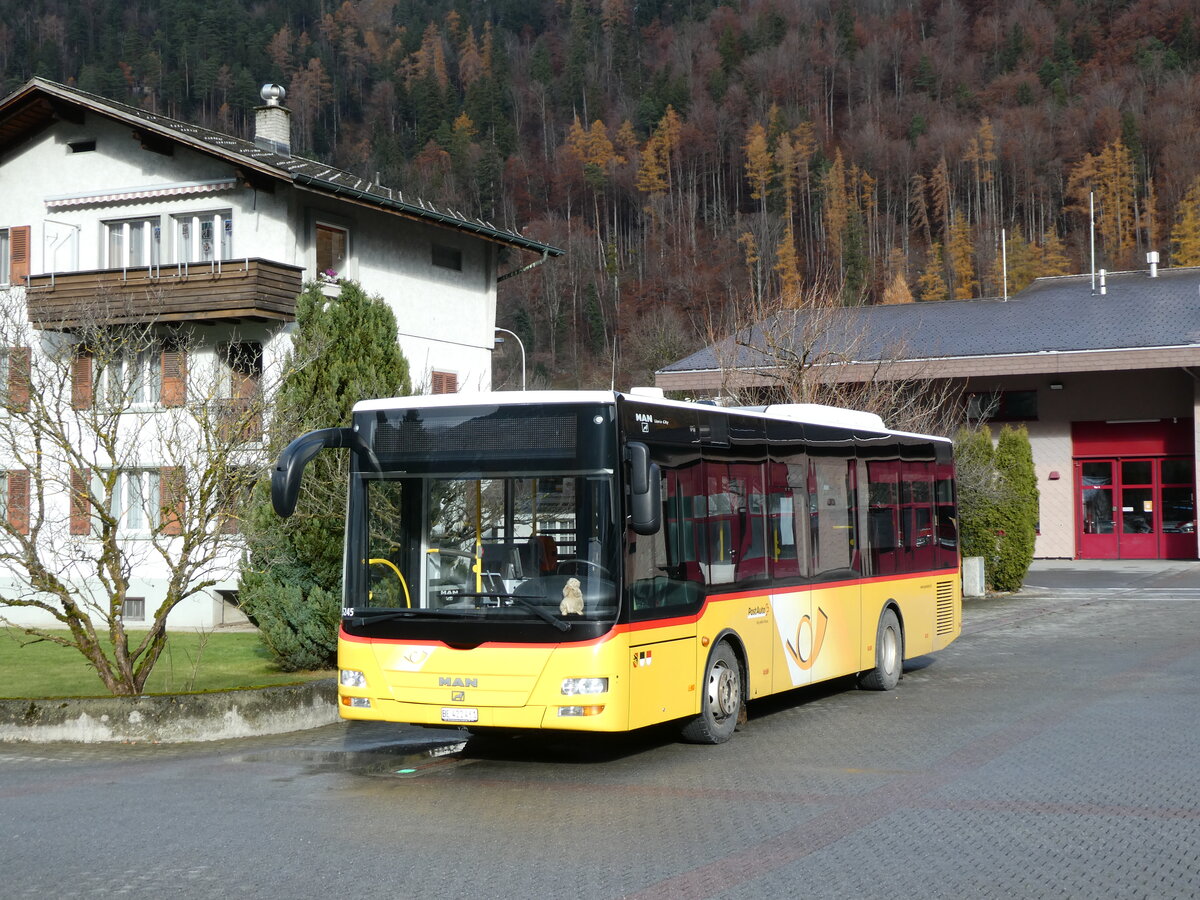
[{"xmin": 935, "ymin": 580, "xmax": 955, "ymax": 635}]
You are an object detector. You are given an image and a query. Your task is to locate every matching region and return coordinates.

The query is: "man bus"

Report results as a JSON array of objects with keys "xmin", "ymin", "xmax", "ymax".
[{"xmin": 272, "ymin": 390, "xmax": 961, "ymax": 744}]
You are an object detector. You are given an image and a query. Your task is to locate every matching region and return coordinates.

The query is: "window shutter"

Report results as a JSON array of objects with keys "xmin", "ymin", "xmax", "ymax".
[
  {"xmin": 431, "ymin": 370, "xmax": 457, "ymax": 395},
  {"xmin": 159, "ymin": 466, "xmax": 185, "ymax": 536},
  {"xmin": 7, "ymin": 346, "xmax": 30, "ymax": 413},
  {"xmin": 9, "ymin": 226, "xmax": 30, "ymax": 284},
  {"xmin": 72, "ymin": 352, "xmax": 93, "ymax": 410},
  {"xmin": 7, "ymin": 470, "xmax": 29, "ymax": 535},
  {"xmin": 69, "ymin": 469, "xmax": 90, "ymax": 535},
  {"xmin": 161, "ymin": 349, "xmax": 187, "ymax": 407}
]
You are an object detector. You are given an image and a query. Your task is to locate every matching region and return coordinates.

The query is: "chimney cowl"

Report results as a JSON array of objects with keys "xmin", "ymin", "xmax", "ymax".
[{"xmin": 254, "ymin": 84, "xmax": 291, "ymax": 157}]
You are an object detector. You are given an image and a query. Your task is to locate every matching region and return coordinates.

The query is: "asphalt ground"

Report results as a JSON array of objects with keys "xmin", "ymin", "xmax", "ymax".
[{"xmin": 2, "ymin": 559, "xmax": 1198, "ymax": 899}]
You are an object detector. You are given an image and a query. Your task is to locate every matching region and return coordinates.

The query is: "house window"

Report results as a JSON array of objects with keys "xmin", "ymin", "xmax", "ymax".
[
  {"xmin": 217, "ymin": 466, "xmax": 256, "ymax": 534},
  {"xmin": 216, "ymin": 343, "xmax": 264, "ymax": 443},
  {"xmin": 0, "ymin": 229, "xmax": 8, "ymax": 284},
  {"xmin": 101, "ymin": 348, "xmax": 161, "ymax": 406},
  {"xmin": 107, "ymin": 469, "xmax": 161, "ymax": 534},
  {"xmin": 218, "ymin": 342, "xmax": 263, "ymax": 400},
  {"xmin": 104, "ymin": 217, "xmax": 161, "ymax": 268},
  {"xmin": 174, "ymin": 211, "xmax": 232, "ymax": 263},
  {"xmin": 432, "ymin": 243, "xmax": 462, "ymax": 271},
  {"xmin": 431, "ymin": 370, "xmax": 458, "ymax": 395},
  {"xmin": 316, "ymin": 223, "xmax": 348, "ymax": 279},
  {"xmin": 966, "ymin": 390, "xmax": 1038, "ymax": 422},
  {"xmin": 121, "ymin": 597, "xmax": 146, "ymax": 622}
]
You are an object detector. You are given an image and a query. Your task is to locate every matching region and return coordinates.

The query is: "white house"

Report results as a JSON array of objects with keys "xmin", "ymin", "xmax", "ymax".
[{"xmin": 0, "ymin": 78, "xmax": 561, "ymax": 631}]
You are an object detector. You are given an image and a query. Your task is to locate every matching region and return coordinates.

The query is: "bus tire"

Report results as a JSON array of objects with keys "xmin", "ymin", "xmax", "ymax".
[
  {"xmin": 681, "ymin": 642, "xmax": 742, "ymax": 744},
  {"xmin": 859, "ymin": 607, "xmax": 902, "ymax": 691}
]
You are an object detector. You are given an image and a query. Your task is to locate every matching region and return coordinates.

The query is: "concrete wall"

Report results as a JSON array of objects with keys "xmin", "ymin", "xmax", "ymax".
[{"xmin": 0, "ymin": 679, "xmax": 337, "ymax": 743}]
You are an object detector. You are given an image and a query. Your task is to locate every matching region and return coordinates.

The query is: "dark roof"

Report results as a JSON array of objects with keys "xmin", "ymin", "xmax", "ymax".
[
  {"xmin": 661, "ymin": 267, "xmax": 1200, "ymax": 374},
  {"xmin": 0, "ymin": 77, "xmax": 563, "ymax": 258}
]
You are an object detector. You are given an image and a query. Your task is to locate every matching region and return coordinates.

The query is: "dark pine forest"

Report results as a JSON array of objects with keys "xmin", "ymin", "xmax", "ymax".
[{"xmin": 3, "ymin": 0, "xmax": 1200, "ymax": 387}]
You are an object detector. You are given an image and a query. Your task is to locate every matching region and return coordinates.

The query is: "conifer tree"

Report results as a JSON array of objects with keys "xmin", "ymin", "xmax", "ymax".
[
  {"xmin": 992, "ymin": 424, "xmax": 1039, "ymax": 592},
  {"xmin": 947, "ymin": 218, "xmax": 978, "ymax": 299},
  {"xmin": 916, "ymin": 243, "xmax": 950, "ymax": 300},
  {"xmin": 238, "ymin": 281, "xmax": 411, "ymax": 670},
  {"xmin": 1040, "ymin": 229, "xmax": 1072, "ymax": 276},
  {"xmin": 1171, "ymin": 175, "xmax": 1200, "ymax": 266},
  {"xmin": 954, "ymin": 425, "xmax": 999, "ymax": 567},
  {"xmin": 999, "ymin": 226, "xmax": 1041, "ymax": 294}
]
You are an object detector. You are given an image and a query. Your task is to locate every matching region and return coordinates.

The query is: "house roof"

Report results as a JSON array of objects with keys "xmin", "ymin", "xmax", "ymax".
[
  {"xmin": 0, "ymin": 77, "xmax": 563, "ymax": 259},
  {"xmin": 659, "ymin": 267, "xmax": 1200, "ymax": 382}
]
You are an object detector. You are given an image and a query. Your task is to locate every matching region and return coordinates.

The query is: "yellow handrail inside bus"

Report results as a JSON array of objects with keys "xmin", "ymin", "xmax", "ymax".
[
  {"xmin": 368, "ymin": 558, "xmax": 411, "ymax": 607},
  {"xmin": 473, "ymin": 481, "xmax": 483, "ymax": 593}
]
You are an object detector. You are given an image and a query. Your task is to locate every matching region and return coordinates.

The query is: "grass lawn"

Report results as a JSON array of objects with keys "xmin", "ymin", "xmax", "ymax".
[{"xmin": 0, "ymin": 628, "xmax": 334, "ymax": 698}]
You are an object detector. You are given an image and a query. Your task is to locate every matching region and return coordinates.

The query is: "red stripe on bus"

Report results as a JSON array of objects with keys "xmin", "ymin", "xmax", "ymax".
[{"xmin": 340, "ymin": 565, "xmax": 959, "ymax": 650}]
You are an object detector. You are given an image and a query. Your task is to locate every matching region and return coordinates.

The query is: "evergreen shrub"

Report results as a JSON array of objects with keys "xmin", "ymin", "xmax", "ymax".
[{"xmin": 238, "ymin": 280, "xmax": 411, "ymax": 670}]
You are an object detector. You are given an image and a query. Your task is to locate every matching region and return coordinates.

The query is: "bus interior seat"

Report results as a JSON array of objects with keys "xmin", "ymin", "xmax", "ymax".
[
  {"xmin": 530, "ymin": 535, "xmax": 558, "ymax": 573},
  {"xmin": 481, "ymin": 543, "xmax": 524, "ymax": 580}
]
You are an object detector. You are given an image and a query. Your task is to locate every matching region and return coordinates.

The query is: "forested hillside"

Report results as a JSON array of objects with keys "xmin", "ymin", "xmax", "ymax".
[{"xmin": 3, "ymin": 0, "xmax": 1200, "ymax": 387}]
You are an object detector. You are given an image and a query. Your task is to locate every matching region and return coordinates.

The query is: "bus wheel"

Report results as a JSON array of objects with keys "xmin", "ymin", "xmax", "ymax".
[
  {"xmin": 681, "ymin": 642, "xmax": 741, "ymax": 744},
  {"xmin": 859, "ymin": 608, "xmax": 902, "ymax": 691}
]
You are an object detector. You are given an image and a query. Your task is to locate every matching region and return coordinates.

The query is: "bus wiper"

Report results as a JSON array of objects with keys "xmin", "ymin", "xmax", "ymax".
[
  {"xmin": 458, "ymin": 592, "xmax": 571, "ymax": 633},
  {"xmin": 348, "ymin": 608, "xmax": 424, "ymax": 627}
]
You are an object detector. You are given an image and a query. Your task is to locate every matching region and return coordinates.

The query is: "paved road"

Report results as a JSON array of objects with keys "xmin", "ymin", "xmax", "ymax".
[{"xmin": 2, "ymin": 561, "xmax": 1199, "ymax": 898}]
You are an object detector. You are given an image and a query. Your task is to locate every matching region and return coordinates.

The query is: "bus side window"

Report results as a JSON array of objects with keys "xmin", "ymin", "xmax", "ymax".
[
  {"xmin": 628, "ymin": 466, "xmax": 703, "ymax": 620},
  {"xmin": 767, "ymin": 460, "xmax": 802, "ymax": 580},
  {"xmin": 810, "ymin": 457, "xmax": 854, "ymax": 578},
  {"xmin": 902, "ymin": 460, "xmax": 936, "ymax": 571},
  {"xmin": 935, "ymin": 461, "xmax": 959, "ymax": 568},
  {"xmin": 867, "ymin": 460, "xmax": 900, "ymax": 575}
]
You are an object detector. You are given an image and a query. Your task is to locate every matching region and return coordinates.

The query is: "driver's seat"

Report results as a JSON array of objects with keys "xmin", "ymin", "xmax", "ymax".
[{"xmin": 531, "ymin": 535, "xmax": 558, "ymax": 573}]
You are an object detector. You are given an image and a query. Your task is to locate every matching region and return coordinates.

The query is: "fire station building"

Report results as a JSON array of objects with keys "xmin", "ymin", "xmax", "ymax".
[{"xmin": 657, "ymin": 266, "xmax": 1200, "ymax": 561}]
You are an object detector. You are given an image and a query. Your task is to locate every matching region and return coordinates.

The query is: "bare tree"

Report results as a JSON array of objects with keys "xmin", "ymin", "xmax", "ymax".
[
  {"xmin": 0, "ymin": 287, "xmax": 288, "ymax": 695},
  {"xmin": 706, "ymin": 278, "xmax": 965, "ymax": 437}
]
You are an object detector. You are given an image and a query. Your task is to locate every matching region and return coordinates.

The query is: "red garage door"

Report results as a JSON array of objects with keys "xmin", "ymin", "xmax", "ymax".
[{"xmin": 1074, "ymin": 421, "xmax": 1196, "ymax": 560}]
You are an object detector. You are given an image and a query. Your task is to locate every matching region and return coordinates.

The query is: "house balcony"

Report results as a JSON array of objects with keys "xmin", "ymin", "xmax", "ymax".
[{"xmin": 24, "ymin": 258, "xmax": 305, "ymax": 329}]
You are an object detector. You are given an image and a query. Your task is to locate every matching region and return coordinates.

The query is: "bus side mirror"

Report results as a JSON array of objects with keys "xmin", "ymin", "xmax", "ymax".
[
  {"xmin": 627, "ymin": 441, "xmax": 661, "ymax": 535},
  {"xmin": 271, "ymin": 427, "xmax": 378, "ymax": 518}
]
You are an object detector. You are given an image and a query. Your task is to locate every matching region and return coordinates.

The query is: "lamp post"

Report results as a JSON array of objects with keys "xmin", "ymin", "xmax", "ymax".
[{"xmin": 493, "ymin": 327, "xmax": 526, "ymax": 391}]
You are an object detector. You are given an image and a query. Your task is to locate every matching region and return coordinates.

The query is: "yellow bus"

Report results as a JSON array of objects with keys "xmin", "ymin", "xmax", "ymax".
[{"xmin": 272, "ymin": 390, "xmax": 961, "ymax": 744}]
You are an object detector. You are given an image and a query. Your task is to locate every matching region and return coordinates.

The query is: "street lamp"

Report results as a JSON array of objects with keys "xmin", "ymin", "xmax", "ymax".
[{"xmin": 493, "ymin": 327, "xmax": 526, "ymax": 391}]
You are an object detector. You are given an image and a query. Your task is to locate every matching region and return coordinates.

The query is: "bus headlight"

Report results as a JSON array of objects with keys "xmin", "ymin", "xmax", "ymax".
[
  {"xmin": 340, "ymin": 669, "xmax": 367, "ymax": 688},
  {"xmin": 561, "ymin": 677, "xmax": 608, "ymax": 695}
]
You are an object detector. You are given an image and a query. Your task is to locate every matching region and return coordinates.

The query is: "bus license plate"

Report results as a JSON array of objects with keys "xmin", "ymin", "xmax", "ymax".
[{"xmin": 441, "ymin": 707, "xmax": 478, "ymax": 723}]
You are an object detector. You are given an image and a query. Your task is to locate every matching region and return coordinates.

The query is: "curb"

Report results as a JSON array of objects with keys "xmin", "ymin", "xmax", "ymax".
[{"xmin": 0, "ymin": 679, "xmax": 339, "ymax": 744}]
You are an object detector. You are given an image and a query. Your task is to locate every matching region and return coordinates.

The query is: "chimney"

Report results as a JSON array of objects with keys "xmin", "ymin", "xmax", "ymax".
[
  {"xmin": 1147, "ymin": 250, "xmax": 1160, "ymax": 278},
  {"xmin": 254, "ymin": 84, "xmax": 291, "ymax": 156}
]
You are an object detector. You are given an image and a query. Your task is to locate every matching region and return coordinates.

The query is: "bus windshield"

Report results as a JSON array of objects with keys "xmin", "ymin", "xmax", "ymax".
[{"xmin": 357, "ymin": 471, "xmax": 620, "ymax": 632}]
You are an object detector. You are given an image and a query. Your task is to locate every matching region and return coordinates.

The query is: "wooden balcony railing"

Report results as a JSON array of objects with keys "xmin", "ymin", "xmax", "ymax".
[{"xmin": 25, "ymin": 258, "xmax": 304, "ymax": 329}]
